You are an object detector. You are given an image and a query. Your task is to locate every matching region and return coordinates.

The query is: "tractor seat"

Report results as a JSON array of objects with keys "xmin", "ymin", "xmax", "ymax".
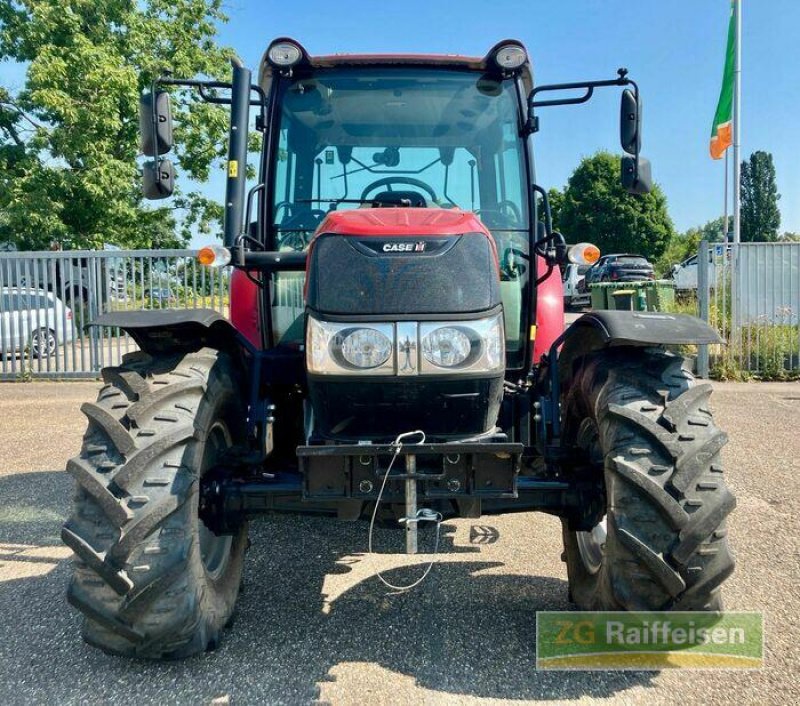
[{"xmin": 369, "ymin": 190, "xmax": 427, "ymax": 208}]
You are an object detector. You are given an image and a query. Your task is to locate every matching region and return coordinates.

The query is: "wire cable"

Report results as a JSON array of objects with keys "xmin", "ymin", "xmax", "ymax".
[{"xmin": 367, "ymin": 430, "xmax": 444, "ymax": 592}]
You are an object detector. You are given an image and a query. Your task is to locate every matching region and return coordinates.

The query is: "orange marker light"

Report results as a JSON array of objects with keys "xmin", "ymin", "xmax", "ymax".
[
  {"xmin": 568, "ymin": 242, "xmax": 601, "ymax": 266},
  {"xmin": 197, "ymin": 244, "xmax": 231, "ymax": 268},
  {"xmin": 582, "ymin": 244, "xmax": 601, "ymax": 264}
]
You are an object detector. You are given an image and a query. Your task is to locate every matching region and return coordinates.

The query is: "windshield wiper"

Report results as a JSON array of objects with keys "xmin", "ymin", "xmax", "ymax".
[
  {"xmin": 330, "ymin": 157, "xmax": 441, "ymax": 179},
  {"xmin": 297, "ymin": 198, "xmax": 372, "ymax": 204},
  {"xmin": 296, "ymin": 197, "xmax": 416, "ymax": 207}
]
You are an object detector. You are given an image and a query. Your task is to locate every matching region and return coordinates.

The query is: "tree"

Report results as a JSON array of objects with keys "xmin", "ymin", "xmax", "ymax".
[
  {"xmin": 546, "ymin": 187, "xmax": 564, "ymax": 232},
  {"xmin": 654, "ymin": 216, "xmax": 728, "ymax": 277},
  {"xmin": 741, "ymin": 150, "xmax": 781, "ymax": 242},
  {"xmin": 0, "ymin": 0, "xmax": 232, "ymax": 250},
  {"xmin": 699, "ymin": 216, "xmax": 727, "ymax": 242},
  {"xmin": 655, "ymin": 229, "xmax": 699, "ymax": 278},
  {"xmin": 559, "ymin": 151, "xmax": 675, "ymax": 260}
]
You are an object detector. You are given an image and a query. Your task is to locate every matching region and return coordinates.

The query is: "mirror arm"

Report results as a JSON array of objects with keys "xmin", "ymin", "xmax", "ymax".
[
  {"xmin": 197, "ymin": 83, "xmax": 268, "ymax": 131},
  {"xmin": 525, "ymin": 69, "xmax": 638, "ymax": 136},
  {"xmin": 531, "ymin": 85, "xmax": 594, "ymax": 109},
  {"xmin": 154, "ymin": 76, "xmax": 268, "ymax": 131}
]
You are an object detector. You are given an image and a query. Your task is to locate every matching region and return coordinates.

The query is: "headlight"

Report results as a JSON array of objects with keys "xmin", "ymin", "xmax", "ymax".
[
  {"xmin": 339, "ymin": 328, "xmax": 392, "ymax": 369},
  {"xmin": 419, "ymin": 314, "xmax": 504, "ymax": 374},
  {"xmin": 307, "ymin": 318, "xmax": 395, "ymax": 375},
  {"xmin": 422, "ymin": 327, "xmax": 472, "ymax": 368},
  {"xmin": 306, "ymin": 314, "xmax": 504, "ymax": 376}
]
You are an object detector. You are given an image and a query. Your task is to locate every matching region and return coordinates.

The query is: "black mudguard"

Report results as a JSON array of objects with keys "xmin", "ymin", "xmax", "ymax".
[
  {"xmin": 90, "ymin": 309, "xmax": 249, "ymax": 356},
  {"xmin": 557, "ymin": 310, "xmax": 722, "ymax": 384}
]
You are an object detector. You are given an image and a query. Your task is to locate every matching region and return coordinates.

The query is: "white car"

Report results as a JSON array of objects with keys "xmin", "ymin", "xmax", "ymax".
[
  {"xmin": 562, "ymin": 263, "xmax": 591, "ymax": 308},
  {"xmin": 0, "ymin": 287, "xmax": 74, "ymax": 358},
  {"xmin": 671, "ymin": 245, "xmax": 729, "ymax": 291}
]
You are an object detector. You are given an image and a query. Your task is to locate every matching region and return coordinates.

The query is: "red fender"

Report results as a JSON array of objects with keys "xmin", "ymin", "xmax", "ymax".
[
  {"xmin": 532, "ymin": 255, "xmax": 565, "ymax": 364},
  {"xmin": 230, "ymin": 268, "xmax": 262, "ymax": 348}
]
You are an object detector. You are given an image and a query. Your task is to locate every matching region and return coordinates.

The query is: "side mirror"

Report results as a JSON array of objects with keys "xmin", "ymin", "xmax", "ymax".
[
  {"xmin": 142, "ymin": 160, "xmax": 175, "ymax": 200},
  {"xmin": 139, "ymin": 91, "xmax": 173, "ymax": 156},
  {"xmin": 619, "ymin": 89, "xmax": 642, "ymax": 155},
  {"xmin": 621, "ymin": 156, "xmax": 652, "ymax": 195}
]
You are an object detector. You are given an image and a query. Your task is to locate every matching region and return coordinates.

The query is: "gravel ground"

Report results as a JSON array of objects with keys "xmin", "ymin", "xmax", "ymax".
[{"xmin": 0, "ymin": 379, "xmax": 798, "ymax": 705}]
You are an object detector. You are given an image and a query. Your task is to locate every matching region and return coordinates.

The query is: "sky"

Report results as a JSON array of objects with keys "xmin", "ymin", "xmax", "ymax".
[
  {"xmin": 2, "ymin": 0, "xmax": 798, "ymax": 243},
  {"xmin": 200, "ymin": 0, "xmax": 799, "ymax": 240}
]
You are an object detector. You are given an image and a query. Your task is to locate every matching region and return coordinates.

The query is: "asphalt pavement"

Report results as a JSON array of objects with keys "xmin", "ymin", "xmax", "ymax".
[{"xmin": 0, "ymin": 380, "xmax": 798, "ymax": 705}]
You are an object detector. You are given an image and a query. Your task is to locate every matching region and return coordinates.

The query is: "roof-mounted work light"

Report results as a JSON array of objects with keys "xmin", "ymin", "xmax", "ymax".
[{"xmin": 267, "ymin": 40, "xmax": 304, "ymax": 68}]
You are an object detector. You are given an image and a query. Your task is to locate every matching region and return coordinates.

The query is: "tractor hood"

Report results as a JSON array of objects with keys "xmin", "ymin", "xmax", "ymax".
[
  {"xmin": 305, "ymin": 208, "xmax": 500, "ymax": 317},
  {"xmin": 303, "ymin": 207, "xmax": 505, "ymax": 442},
  {"xmin": 315, "ymin": 207, "xmax": 496, "ymax": 237}
]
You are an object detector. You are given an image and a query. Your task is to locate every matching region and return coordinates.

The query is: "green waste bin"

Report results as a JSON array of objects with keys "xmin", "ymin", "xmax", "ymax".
[
  {"xmin": 589, "ymin": 283, "xmax": 609, "ymax": 310},
  {"xmin": 610, "ymin": 288, "xmax": 636, "ymax": 310},
  {"xmin": 591, "ymin": 281, "xmax": 646, "ymax": 310},
  {"xmin": 645, "ymin": 280, "xmax": 676, "ymax": 312},
  {"xmin": 589, "ymin": 280, "xmax": 676, "ymax": 312}
]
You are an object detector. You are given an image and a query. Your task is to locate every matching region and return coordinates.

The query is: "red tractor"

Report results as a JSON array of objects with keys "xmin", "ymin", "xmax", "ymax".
[{"xmin": 62, "ymin": 39, "xmax": 735, "ymax": 658}]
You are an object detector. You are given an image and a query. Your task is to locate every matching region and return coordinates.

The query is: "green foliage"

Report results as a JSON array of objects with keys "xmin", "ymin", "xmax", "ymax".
[
  {"xmin": 559, "ymin": 151, "xmax": 675, "ymax": 261},
  {"xmin": 662, "ymin": 292, "xmax": 698, "ymax": 317},
  {"xmin": 696, "ymin": 216, "xmax": 728, "ymax": 242},
  {"xmin": 654, "ymin": 216, "xmax": 727, "ymax": 277},
  {"xmin": 741, "ymin": 150, "xmax": 781, "ymax": 242},
  {"xmin": 710, "ymin": 323, "xmax": 800, "ymax": 382},
  {"xmin": 655, "ymin": 230, "xmax": 701, "ymax": 278},
  {"xmin": 0, "ymin": 0, "xmax": 232, "ymax": 250},
  {"xmin": 710, "ymin": 356, "xmax": 752, "ymax": 382},
  {"xmin": 547, "ymin": 187, "xmax": 564, "ymax": 232}
]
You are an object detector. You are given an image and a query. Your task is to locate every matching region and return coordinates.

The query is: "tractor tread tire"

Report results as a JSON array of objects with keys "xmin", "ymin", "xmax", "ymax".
[
  {"xmin": 562, "ymin": 348, "xmax": 736, "ymax": 611},
  {"xmin": 62, "ymin": 348, "xmax": 247, "ymax": 659}
]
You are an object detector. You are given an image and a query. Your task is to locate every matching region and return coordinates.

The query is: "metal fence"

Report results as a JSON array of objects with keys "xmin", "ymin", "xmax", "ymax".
[
  {"xmin": 0, "ymin": 250, "xmax": 229, "ymax": 379},
  {"xmin": 698, "ymin": 240, "xmax": 800, "ymax": 377}
]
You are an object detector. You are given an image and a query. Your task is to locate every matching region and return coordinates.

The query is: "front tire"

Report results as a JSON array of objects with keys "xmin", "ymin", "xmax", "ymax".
[
  {"xmin": 62, "ymin": 348, "xmax": 247, "ymax": 658},
  {"xmin": 561, "ymin": 348, "xmax": 736, "ymax": 611}
]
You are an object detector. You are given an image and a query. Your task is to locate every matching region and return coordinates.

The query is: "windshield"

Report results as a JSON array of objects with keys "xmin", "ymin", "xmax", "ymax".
[
  {"xmin": 270, "ymin": 68, "xmax": 528, "ymax": 249},
  {"xmin": 268, "ymin": 67, "xmax": 531, "ymax": 368}
]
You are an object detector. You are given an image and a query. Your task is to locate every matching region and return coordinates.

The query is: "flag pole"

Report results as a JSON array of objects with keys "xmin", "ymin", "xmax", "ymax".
[
  {"xmin": 731, "ymin": 0, "xmax": 742, "ymax": 359},
  {"xmin": 732, "ymin": 0, "xmax": 742, "ymax": 245},
  {"xmin": 724, "ymin": 151, "xmax": 729, "ymax": 240}
]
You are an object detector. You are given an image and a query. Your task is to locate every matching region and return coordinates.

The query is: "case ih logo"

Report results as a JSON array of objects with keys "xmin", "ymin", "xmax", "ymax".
[
  {"xmin": 354, "ymin": 237, "xmax": 453, "ymax": 258},
  {"xmin": 382, "ymin": 241, "xmax": 426, "ymax": 253}
]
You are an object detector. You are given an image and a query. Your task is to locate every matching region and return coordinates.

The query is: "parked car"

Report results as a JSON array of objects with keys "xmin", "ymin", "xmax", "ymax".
[
  {"xmin": 671, "ymin": 244, "xmax": 730, "ymax": 291},
  {"xmin": 562, "ymin": 263, "xmax": 591, "ymax": 308},
  {"xmin": 143, "ymin": 287, "xmax": 177, "ymax": 306},
  {"xmin": 0, "ymin": 287, "xmax": 74, "ymax": 358},
  {"xmin": 2, "ymin": 243, "xmax": 128, "ymax": 304},
  {"xmin": 583, "ymin": 253, "xmax": 655, "ymax": 286}
]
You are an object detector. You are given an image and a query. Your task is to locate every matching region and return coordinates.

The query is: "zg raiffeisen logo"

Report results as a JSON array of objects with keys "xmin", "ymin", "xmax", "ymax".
[{"xmin": 536, "ymin": 612, "xmax": 763, "ymax": 670}]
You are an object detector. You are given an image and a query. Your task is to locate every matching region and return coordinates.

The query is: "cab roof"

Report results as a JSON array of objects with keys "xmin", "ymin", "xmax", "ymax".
[{"xmin": 258, "ymin": 38, "xmax": 533, "ymax": 91}]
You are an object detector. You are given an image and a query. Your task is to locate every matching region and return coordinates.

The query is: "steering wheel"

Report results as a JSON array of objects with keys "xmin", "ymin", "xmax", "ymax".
[
  {"xmin": 496, "ymin": 199, "xmax": 523, "ymax": 224},
  {"xmin": 274, "ymin": 200, "xmax": 294, "ymax": 223},
  {"xmin": 360, "ymin": 177, "xmax": 438, "ymax": 203},
  {"xmin": 278, "ymin": 208, "xmax": 327, "ymax": 250}
]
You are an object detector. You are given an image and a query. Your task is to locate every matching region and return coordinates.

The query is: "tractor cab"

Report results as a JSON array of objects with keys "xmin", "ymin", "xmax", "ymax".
[{"xmin": 263, "ymin": 45, "xmax": 535, "ymax": 373}]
